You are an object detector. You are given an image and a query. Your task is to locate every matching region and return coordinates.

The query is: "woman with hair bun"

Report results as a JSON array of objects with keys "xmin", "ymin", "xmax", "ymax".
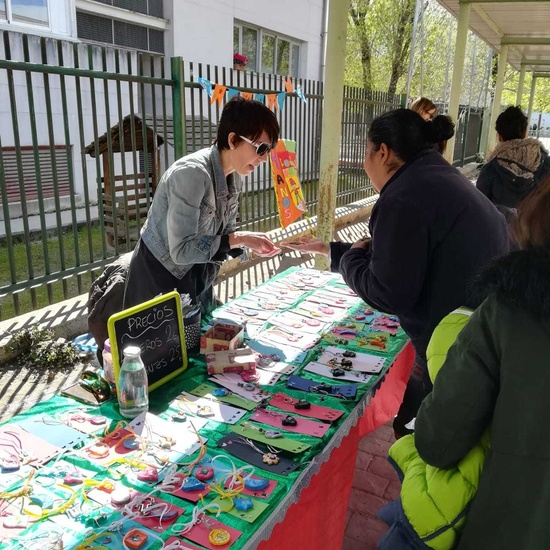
[
  {"xmin": 432, "ymin": 114, "xmax": 455, "ymax": 155},
  {"xmin": 283, "ymin": 108, "xmax": 509, "ymax": 437}
]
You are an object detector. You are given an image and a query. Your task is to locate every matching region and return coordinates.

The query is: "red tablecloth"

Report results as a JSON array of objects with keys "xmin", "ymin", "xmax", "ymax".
[{"xmin": 258, "ymin": 341, "xmax": 414, "ymax": 550}]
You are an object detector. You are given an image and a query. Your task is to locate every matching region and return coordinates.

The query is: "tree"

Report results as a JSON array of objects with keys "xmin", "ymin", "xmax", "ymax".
[{"xmin": 348, "ymin": 0, "xmax": 373, "ymax": 90}]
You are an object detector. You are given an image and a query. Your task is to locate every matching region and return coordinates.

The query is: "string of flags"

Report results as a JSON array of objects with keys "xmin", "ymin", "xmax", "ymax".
[{"xmin": 196, "ymin": 76, "xmax": 308, "ymax": 111}]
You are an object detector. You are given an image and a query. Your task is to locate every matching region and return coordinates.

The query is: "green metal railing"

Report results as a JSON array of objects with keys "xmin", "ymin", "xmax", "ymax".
[{"xmin": 0, "ymin": 30, "xmax": 403, "ymax": 322}]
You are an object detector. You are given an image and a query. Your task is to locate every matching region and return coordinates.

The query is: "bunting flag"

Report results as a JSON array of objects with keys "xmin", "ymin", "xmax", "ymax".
[
  {"xmin": 284, "ymin": 76, "xmax": 295, "ymax": 94},
  {"xmin": 295, "ymin": 86, "xmax": 308, "ymax": 104},
  {"xmin": 194, "ymin": 77, "xmax": 305, "ymax": 111},
  {"xmin": 277, "ymin": 92, "xmax": 287, "ymax": 112},
  {"xmin": 227, "ymin": 88, "xmax": 240, "ymax": 100},
  {"xmin": 197, "ymin": 77, "xmax": 213, "ymax": 98},
  {"xmin": 210, "ymin": 84, "xmax": 227, "ymax": 106},
  {"xmin": 267, "ymin": 94, "xmax": 278, "ymax": 111},
  {"xmin": 270, "ymin": 139, "xmax": 307, "ymax": 228}
]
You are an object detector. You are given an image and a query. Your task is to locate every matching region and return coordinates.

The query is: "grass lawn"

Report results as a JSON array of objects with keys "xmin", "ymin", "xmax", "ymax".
[{"xmin": 0, "ymin": 225, "xmax": 109, "ymax": 321}]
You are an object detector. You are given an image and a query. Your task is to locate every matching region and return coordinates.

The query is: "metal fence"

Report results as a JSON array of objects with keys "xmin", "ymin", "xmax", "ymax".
[{"xmin": 0, "ymin": 31, "xmax": 403, "ymax": 322}]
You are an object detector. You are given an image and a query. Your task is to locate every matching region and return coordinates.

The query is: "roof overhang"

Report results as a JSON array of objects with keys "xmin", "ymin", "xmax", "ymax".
[{"xmin": 436, "ymin": 0, "xmax": 550, "ymax": 73}]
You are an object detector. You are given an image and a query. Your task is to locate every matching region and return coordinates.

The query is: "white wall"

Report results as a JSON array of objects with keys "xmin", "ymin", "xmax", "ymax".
[{"xmin": 165, "ymin": 0, "xmax": 325, "ymax": 81}]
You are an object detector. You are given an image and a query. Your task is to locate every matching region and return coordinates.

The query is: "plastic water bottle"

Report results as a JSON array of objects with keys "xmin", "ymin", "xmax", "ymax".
[{"xmin": 117, "ymin": 345, "xmax": 149, "ymax": 419}]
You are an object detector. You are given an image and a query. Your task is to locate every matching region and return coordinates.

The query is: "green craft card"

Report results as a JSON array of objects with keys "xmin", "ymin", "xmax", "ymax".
[
  {"xmin": 190, "ymin": 383, "xmax": 257, "ymax": 411},
  {"xmin": 210, "ymin": 496, "xmax": 269, "ymax": 523}
]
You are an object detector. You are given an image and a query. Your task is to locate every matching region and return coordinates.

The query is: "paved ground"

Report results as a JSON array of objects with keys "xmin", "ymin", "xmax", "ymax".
[{"xmin": 344, "ymin": 422, "xmax": 399, "ymax": 549}]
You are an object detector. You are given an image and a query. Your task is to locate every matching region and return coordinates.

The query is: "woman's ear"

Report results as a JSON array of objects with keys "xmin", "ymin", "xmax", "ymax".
[
  {"xmin": 228, "ymin": 132, "xmax": 237, "ymax": 150},
  {"xmin": 378, "ymin": 143, "xmax": 390, "ymax": 165}
]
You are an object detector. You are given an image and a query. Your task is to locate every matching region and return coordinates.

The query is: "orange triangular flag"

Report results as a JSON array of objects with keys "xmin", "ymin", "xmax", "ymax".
[
  {"xmin": 240, "ymin": 92, "xmax": 254, "ymax": 101},
  {"xmin": 267, "ymin": 94, "xmax": 278, "ymax": 111},
  {"xmin": 284, "ymin": 77, "xmax": 294, "ymax": 93},
  {"xmin": 210, "ymin": 84, "xmax": 227, "ymax": 106}
]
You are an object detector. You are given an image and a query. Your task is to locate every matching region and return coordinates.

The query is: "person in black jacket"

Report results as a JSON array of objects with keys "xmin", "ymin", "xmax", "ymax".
[
  {"xmin": 283, "ymin": 108, "xmax": 509, "ymax": 438},
  {"xmin": 477, "ymin": 106, "xmax": 550, "ymax": 208}
]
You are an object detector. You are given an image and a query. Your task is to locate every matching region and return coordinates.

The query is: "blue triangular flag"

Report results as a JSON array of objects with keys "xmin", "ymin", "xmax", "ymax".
[
  {"xmin": 227, "ymin": 88, "xmax": 239, "ymax": 100},
  {"xmin": 197, "ymin": 77, "xmax": 213, "ymax": 98},
  {"xmin": 277, "ymin": 91, "xmax": 286, "ymax": 112}
]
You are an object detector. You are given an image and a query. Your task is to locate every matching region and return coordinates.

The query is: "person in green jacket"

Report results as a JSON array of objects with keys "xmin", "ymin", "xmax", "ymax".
[
  {"xmin": 378, "ymin": 308, "xmax": 489, "ymax": 550},
  {"xmin": 413, "ymin": 175, "xmax": 550, "ymax": 550},
  {"xmin": 378, "ymin": 175, "xmax": 550, "ymax": 550}
]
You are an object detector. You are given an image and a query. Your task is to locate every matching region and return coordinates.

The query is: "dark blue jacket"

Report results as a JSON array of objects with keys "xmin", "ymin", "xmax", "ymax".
[{"xmin": 330, "ymin": 149, "xmax": 509, "ymax": 358}]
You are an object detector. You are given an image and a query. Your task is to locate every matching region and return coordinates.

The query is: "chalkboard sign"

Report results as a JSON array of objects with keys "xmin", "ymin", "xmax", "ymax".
[{"xmin": 107, "ymin": 291, "xmax": 188, "ymax": 392}]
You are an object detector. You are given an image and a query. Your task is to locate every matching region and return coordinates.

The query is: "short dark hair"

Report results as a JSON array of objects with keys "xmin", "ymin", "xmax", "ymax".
[
  {"xmin": 368, "ymin": 108, "xmax": 450, "ymax": 163},
  {"xmin": 216, "ymin": 96, "xmax": 280, "ymax": 150},
  {"xmin": 495, "ymin": 106, "xmax": 528, "ymax": 141},
  {"xmin": 511, "ymin": 174, "xmax": 550, "ymax": 249}
]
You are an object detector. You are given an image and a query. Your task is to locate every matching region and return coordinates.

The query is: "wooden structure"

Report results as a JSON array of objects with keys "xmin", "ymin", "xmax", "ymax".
[{"xmin": 84, "ymin": 114, "xmax": 164, "ymax": 246}]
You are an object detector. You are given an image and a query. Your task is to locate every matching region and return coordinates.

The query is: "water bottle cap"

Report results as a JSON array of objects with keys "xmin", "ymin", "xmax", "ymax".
[
  {"xmin": 103, "ymin": 339, "xmax": 111, "ymax": 353},
  {"xmin": 123, "ymin": 345, "xmax": 141, "ymax": 357}
]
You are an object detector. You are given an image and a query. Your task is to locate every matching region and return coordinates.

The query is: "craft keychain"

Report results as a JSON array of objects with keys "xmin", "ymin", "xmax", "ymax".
[
  {"xmin": 249, "ymin": 407, "xmax": 331, "ymax": 438},
  {"xmin": 170, "ymin": 503, "xmax": 242, "ymax": 548},
  {"xmin": 268, "ymin": 392, "xmax": 344, "ymax": 422}
]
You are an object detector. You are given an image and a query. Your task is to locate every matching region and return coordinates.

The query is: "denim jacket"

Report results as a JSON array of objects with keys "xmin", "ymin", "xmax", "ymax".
[{"xmin": 141, "ymin": 146, "xmax": 240, "ymax": 279}]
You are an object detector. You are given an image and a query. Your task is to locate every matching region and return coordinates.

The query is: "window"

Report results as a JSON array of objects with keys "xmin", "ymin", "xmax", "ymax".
[
  {"xmin": 77, "ymin": 12, "xmax": 164, "ymax": 53},
  {"xmin": 0, "ymin": 0, "xmax": 49, "ymax": 27},
  {"xmin": 234, "ymin": 22, "xmax": 301, "ymax": 77}
]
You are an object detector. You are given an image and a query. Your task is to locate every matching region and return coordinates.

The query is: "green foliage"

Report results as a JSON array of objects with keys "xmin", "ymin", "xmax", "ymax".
[{"xmin": 7, "ymin": 325, "xmax": 82, "ymax": 369}]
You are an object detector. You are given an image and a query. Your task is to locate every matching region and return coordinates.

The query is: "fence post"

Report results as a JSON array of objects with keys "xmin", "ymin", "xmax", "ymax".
[
  {"xmin": 400, "ymin": 94, "xmax": 407, "ymax": 108},
  {"xmin": 171, "ymin": 57, "xmax": 187, "ymax": 159}
]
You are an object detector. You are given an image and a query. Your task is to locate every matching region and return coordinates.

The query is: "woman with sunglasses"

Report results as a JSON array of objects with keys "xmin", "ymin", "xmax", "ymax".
[{"xmin": 123, "ymin": 96, "xmax": 281, "ymax": 313}]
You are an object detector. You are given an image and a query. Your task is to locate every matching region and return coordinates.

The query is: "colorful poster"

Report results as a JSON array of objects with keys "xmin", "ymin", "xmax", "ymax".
[{"xmin": 270, "ymin": 139, "xmax": 307, "ymax": 228}]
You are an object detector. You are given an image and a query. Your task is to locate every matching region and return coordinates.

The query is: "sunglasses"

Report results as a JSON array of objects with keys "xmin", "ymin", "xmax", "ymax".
[
  {"xmin": 239, "ymin": 135, "xmax": 274, "ymax": 156},
  {"xmin": 79, "ymin": 370, "xmax": 113, "ymax": 403}
]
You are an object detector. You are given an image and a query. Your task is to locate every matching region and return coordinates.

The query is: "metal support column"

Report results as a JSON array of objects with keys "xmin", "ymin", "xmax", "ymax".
[
  {"xmin": 171, "ymin": 57, "xmax": 187, "ymax": 159},
  {"xmin": 487, "ymin": 45, "xmax": 508, "ymax": 154},
  {"xmin": 444, "ymin": 2, "xmax": 471, "ymax": 164},
  {"xmin": 516, "ymin": 65, "xmax": 526, "ymax": 107},
  {"xmin": 527, "ymin": 74, "xmax": 537, "ymax": 127},
  {"xmin": 315, "ymin": 0, "xmax": 350, "ymax": 271}
]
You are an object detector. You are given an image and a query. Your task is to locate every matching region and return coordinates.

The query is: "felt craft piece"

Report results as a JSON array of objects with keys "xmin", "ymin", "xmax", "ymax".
[
  {"xmin": 61, "ymin": 411, "xmax": 109, "ymax": 435},
  {"xmin": 304, "ymin": 361, "xmax": 374, "ymax": 384},
  {"xmin": 208, "ymin": 374, "xmax": 265, "ymax": 402},
  {"xmin": 0, "ymin": 425, "xmax": 62, "ymax": 466},
  {"xmin": 246, "ymin": 337, "xmax": 308, "ymax": 364},
  {"xmin": 129, "ymin": 412, "xmax": 209, "ymax": 457},
  {"xmin": 223, "ymin": 474, "xmax": 278, "ymax": 499},
  {"xmin": 256, "ymin": 327, "xmax": 321, "ymax": 350},
  {"xmin": 189, "ymin": 383, "xmax": 257, "ymax": 411},
  {"xmin": 217, "ymin": 435, "xmax": 300, "ymax": 476},
  {"xmin": 250, "ymin": 408, "xmax": 330, "ymax": 438},
  {"xmin": 123, "ymin": 491, "xmax": 185, "ymax": 530},
  {"xmin": 268, "ymin": 311, "xmax": 331, "ymax": 334},
  {"xmin": 317, "ymin": 347, "xmax": 386, "ymax": 374},
  {"xmin": 175, "ymin": 511, "xmax": 242, "ymax": 550},
  {"xmin": 17, "ymin": 415, "xmax": 88, "ymax": 450},
  {"xmin": 286, "ymin": 374, "xmax": 358, "ymax": 399},
  {"xmin": 211, "ymin": 494, "xmax": 269, "ymax": 523},
  {"xmin": 268, "ymin": 392, "xmax": 344, "ymax": 422},
  {"xmin": 228, "ymin": 424, "xmax": 311, "ymax": 453},
  {"xmin": 171, "ymin": 392, "xmax": 247, "ymax": 424},
  {"xmin": 163, "ymin": 472, "xmax": 212, "ymax": 502}
]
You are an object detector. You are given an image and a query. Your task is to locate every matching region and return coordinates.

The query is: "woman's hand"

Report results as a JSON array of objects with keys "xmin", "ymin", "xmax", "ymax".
[
  {"xmin": 280, "ymin": 236, "xmax": 330, "ymax": 256},
  {"xmin": 350, "ymin": 237, "xmax": 371, "ymax": 250},
  {"xmin": 229, "ymin": 231, "xmax": 281, "ymax": 257}
]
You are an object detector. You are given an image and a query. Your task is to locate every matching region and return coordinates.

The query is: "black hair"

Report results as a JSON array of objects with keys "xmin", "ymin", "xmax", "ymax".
[
  {"xmin": 216, "ymin": 96, "xmax": 280, "ymax": 150},
  {"xmin": 495, "ymin": 106, "xmax": 528, "ymax": 141},
  {"xmin": 432, "ymin": 115, "xmax": 455, "ymax": 155},
  {"xmin": 368, "ymin": 108, "xmax": 451, "ymax": 163}
]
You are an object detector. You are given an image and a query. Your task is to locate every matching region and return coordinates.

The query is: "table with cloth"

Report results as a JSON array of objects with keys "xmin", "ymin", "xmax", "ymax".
[{"xmin": 0, "ymin": 267, "xmax": 413, "ymax": 550}]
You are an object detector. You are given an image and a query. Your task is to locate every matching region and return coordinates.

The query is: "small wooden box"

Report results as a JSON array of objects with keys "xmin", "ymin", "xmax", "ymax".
[
  {"xmin": 205, "ymin": 347, "xmax": 257, "ymax": 375},
  {"xmin": 200, "ymin": 322, "xmax": 245, "ymax": 353}
]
